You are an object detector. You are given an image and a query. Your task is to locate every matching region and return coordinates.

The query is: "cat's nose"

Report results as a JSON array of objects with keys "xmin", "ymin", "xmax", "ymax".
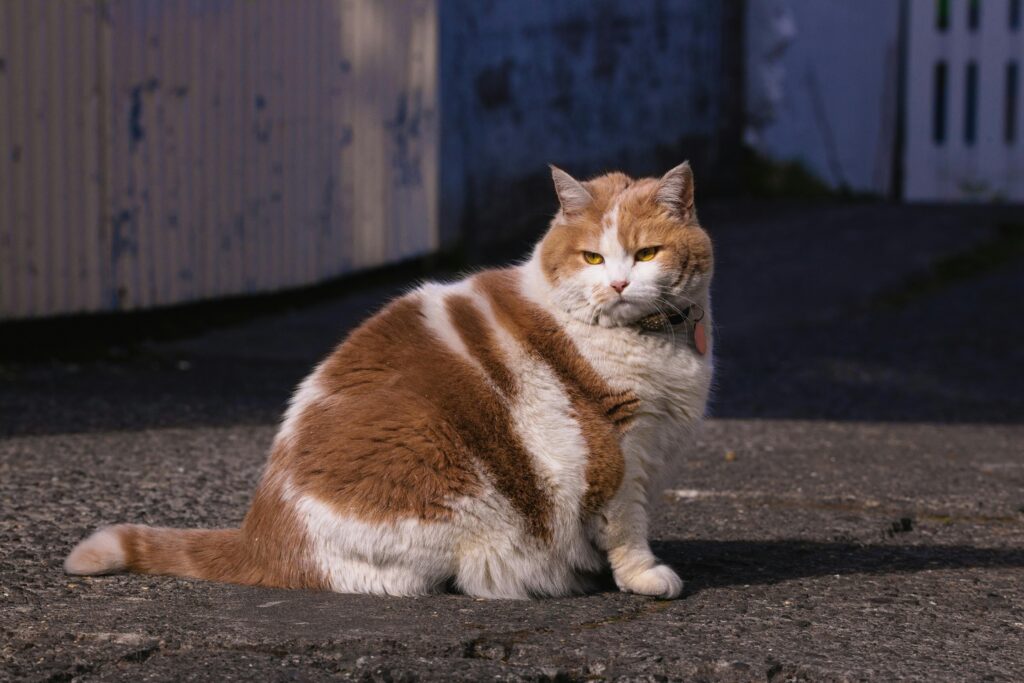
[{"xmin": 610, "ymin": 280, "xmax": 630, "ymax": 294}]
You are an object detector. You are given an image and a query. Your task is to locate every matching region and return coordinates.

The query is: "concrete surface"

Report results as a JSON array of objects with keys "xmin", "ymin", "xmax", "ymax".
[{"xmin": 2, "ymin": 202, "xmax": 1023, "ymax": 681}]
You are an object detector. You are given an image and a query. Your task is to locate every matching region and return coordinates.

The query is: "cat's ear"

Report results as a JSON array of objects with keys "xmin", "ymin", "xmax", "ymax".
[
  {"xmin": 550, "ymin": 165, "xmax": 593, "ymax": 215},
  {"xmin": 655, "ymin": 161, "xmax": 695, "ymax": 220}
]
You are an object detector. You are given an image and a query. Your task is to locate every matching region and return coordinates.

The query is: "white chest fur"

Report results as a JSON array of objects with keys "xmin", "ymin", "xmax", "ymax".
[{"xmin": 568, "ymin": 313, "xmax": 712, "ymax": 448}]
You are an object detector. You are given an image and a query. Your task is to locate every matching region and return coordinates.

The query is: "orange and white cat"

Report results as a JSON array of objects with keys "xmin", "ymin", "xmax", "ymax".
[{"xmin": 66, "ymin": 163, "xmax": 714, "ymax": 599}]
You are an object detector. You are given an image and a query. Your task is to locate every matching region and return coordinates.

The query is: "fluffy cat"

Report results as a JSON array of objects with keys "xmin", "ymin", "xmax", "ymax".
[{"xmin": 65, "ymin": 162, "xmax": 714, "ymax": 599}]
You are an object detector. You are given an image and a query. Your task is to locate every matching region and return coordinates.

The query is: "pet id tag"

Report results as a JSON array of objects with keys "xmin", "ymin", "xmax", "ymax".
[{"xmin": 694, "ymin": 321, "xmax": 707, "ymax": 356}]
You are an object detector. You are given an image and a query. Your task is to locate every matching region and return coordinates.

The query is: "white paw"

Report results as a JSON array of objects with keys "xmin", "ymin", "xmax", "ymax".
[{"xmin": 617, "ymin": 564, "xmax": 683, "ymax": 599}]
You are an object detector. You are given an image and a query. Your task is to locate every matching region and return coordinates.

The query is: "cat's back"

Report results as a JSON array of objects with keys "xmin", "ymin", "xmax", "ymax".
[{"xmin": 277, "ymin": 266, "xmax": 630, "ymax": 537}]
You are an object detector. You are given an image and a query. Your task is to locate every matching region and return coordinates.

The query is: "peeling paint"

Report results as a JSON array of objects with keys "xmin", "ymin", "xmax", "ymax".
[
  {"xmin": 439, "ymin": 0, "xmax": 730, "ymax": 245},
  {"xmin": 1, "ymin": 0, "xmax": 439, "ymax": 320}
]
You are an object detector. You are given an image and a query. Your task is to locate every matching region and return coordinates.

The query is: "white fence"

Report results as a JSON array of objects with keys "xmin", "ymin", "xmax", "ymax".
[
  {"xmin": 905, "ymin": 0, "xmax": 1023, "ymax": 200},
  {"xmin": 0, "ymin": 0, "xmax": 438, "ymax": 320}
]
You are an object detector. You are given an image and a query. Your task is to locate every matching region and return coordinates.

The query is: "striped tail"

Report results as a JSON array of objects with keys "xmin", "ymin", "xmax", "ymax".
[{"xmin": 64, "ymin": 524, "xmax": 255, "ymax": 585}]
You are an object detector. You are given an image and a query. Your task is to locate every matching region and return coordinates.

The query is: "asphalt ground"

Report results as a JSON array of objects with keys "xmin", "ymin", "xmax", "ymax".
[{"xmin": 1, "ymin": 202, "xmax": 1023, "ymax": 681}]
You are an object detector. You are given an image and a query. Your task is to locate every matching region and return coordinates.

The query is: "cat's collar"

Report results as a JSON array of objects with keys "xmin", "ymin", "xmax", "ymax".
[{"xmin": 634, "ymin": 304, "xmax": 703, "ymax": 333}]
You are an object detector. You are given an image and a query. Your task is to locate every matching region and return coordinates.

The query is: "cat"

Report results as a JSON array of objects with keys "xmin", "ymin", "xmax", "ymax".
[{"xmin": 65, "ymin": 162, "xmax": 714, "ymax": 600}]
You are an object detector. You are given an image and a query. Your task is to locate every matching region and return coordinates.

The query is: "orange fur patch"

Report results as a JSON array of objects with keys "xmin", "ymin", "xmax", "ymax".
[
  {"xmin": 289, "ymin": 297, "xmax": 552, "ymax": 540},
  {"xmin": 475, "ymin": 269, "xmax": 630, "ymax": 513}
]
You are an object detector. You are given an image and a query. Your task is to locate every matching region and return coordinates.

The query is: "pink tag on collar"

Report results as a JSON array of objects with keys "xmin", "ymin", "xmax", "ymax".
[{"xmin": 694, "ymin": 321, "xmax": 707, "ymax": 355}]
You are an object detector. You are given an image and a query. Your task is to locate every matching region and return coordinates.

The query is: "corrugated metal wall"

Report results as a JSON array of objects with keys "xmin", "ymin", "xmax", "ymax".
[{"xmin": 0, "ymin": 0, "xmax": 438, "ymax": 320}]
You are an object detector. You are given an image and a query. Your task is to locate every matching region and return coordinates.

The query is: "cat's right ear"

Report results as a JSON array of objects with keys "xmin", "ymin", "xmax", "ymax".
[{"xmin": 550, "ymin": 165, "xmax": 593, "ymax": 215}]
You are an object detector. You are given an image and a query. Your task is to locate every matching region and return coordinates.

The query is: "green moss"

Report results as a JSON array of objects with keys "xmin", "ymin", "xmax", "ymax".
[
  {"xmin": 740, "ymin": 147, "xmax": 839, "ymax": 199},
  {"xmin": 874, "ymin": 222, "xmax": 1024, "ymax": 310}
]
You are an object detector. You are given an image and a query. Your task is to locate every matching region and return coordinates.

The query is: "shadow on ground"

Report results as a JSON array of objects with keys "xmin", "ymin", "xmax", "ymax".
[{"xmin": 653, "ymin": 539, "xmax": 1024, "ymax": 595}]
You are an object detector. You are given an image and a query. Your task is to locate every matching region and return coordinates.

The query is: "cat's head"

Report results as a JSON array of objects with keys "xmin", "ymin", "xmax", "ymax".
[{"xmin": 537, "ymin": 163, "xmax": 713, "ymax": 327}]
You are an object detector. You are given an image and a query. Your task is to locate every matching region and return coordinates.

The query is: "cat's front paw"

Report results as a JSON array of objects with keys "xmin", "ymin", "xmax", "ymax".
[{"xmin": 616, "ymin": 564, "xmax": 683, "ymax": 599}]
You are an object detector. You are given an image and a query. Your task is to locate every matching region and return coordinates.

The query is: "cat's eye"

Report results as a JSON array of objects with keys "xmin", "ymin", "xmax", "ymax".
[
  {"xmin": 582, "ymin": 252, "xmax": 604, "ymax": 265},
  {"xmin": 635, "ymin": 247, "xmax": 659, "ymax": 262}
]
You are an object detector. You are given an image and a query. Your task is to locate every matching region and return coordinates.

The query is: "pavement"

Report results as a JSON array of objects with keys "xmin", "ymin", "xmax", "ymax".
[{"xmin": 1, "ymin": 201, "xmax": 1023, "ymax": 682}]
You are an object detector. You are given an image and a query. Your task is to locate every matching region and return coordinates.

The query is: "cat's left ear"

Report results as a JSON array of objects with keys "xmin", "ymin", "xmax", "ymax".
[
  {"xmin": 550, "ymin": 165, "xmax": 593, "ymax": 215},
  {"xmin": 655, "ymin": 161, "xmax": 695, "ymax": 220}
]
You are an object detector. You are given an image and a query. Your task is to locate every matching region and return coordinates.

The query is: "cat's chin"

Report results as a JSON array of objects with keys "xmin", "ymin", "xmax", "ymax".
[{"xmin": 594, "ymin": 300, "xmax": 650, "ymax": 328}]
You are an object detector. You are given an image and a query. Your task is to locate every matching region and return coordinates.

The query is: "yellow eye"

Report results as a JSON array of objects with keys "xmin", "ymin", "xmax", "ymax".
[
  {"xmin": 635, "ymin": 247, "xmax": 659, "ymax": 262},
  {"xmin": 582, "ymin": 252, "xmax": 604, "ymax": 265}
]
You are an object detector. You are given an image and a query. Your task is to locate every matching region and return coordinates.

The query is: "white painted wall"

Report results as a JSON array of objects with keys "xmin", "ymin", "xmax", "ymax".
[
  {"xmin": 904, "ymin": 0, "xmax": 1024, "ymax": 201},
  {"xmin": 748, "ymin": 0, "xmax": 901, "ymax": 194}
]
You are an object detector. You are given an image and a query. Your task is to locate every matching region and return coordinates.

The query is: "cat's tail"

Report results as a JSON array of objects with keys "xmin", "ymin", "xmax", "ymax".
[{"xmin": 64, "ymin": 524, "xmax": 253, "ymax": 584}]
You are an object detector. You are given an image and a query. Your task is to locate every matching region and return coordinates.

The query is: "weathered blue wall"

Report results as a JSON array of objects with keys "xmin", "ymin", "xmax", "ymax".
[{"xmin": 439, "ymin": 0, "xmax": 742, "ymax": 247}]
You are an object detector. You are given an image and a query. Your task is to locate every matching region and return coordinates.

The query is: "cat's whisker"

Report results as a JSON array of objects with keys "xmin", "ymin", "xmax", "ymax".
[{"xmin": 645, "ymin": 298, "xmax": 676, "ymax": 346}]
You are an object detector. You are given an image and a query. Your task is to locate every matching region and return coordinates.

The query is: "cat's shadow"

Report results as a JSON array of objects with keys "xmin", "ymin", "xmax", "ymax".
[{"xmin": 587, "ymin": 539, "xmax": 1024, "ymax": 597}]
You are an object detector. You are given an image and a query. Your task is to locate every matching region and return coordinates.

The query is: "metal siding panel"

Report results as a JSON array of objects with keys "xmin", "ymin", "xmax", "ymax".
[
  {"xmin": 48, "ymin": 2, "xmax": 69, "ymax": 315},
  {"xmin": 1, "ymin": 0, "xmax": 441, "ymax": 319},
  {"xmin": 273, "ymin": 0, "xmax": 286, "ymax": 287},
  {"xmin": 0, "ymin": 1, "xmax": 12, "ymax": 317},
  {"xmin": 199, "ymin": 4, "xmax": 216, "ymax": 300},
  {"xmin": 66, "ymin": 1, "xmax": 87, "ymax": 314},
  {"xmin": 302, "ymin": 0, "xmax": 316, "ymax": 285},
  {"xmin": 27, "ymin": 0, "xmax": 49, "ymax": 317},
  {"xmin": 329, "ymin": 0, "xmax": 354, "ymax": 280},
  {"xmin": 351, "ymin": 0, "xmax": 386, "ymax": 269},
  {"xmin": 288, "ymin": 2, "xmax": 304, "ymax": 288},
  {"xmin": 313, "ymin": 0, "xmax": 328, "ymax": 282},
  {"xmin": 239, "ymin": 0, "xmax": 256, "ymax": 292},
  {"xmin": 127, "ymin": 0, "xmax": 148, "ymax": 310},
  {"xmin": 181, "ymin": 5, "xmax": 201, "ymax": 304},
  {"xmin": 423, "ymin": 0, "xmax": 439, "ymax": 255},
  {"xmin": 139, "ymin": 1, "xmax": 158, "ymax": 309},
  {"xmin": 323, "ymin": 0, "xmax": 347, "ymax": 281},
  {"xmin": 230, "ymin": 1, "xmax": 246, "ymax": 297},
  {"xmin": 407, "ymin": 0, "xmax": 439, "ymax": 258},
  {"xmin": 288, "ymin": 0, "xmax": 302, "ymax": 288},
  {"xmin": 95, "ymin": 0, "xmax": 115, "ymax": 313},
  {"xmin": 333, "ymin": 0, "xmax": 354, "ymax": 279},
  {"xmin": 222, "ymin": 1, "xmax": 240, "ymax": 298},
  {"xmin": 281, "ymin": 0, "xmax": 297, "ymax": 289},
  {"xmin": 146, "ymin": 4, "xmax": 168, "ymax": 308},
  {"xmin": 105, "ymin": 0, "xmax": 120, "ymax": 311},
  {"xmin": 207, "ymin": 4, "xmax": 225, "ymax": 299},
  {"xmin": 158, "ymin": 0, "xmax": 182, "ymax": 306},
  {"xmin": 12, "ymin": 0, "xmax": 29, "ymax": 317},
  {"xmin": 250, "ymin": 0, "xmax": 271, "ymax": 293}
]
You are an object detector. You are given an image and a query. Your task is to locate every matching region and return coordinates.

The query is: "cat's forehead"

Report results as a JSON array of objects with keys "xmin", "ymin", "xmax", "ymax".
[
  {"xmin": 540, "ymin": 171, "xmax": 698, "ymax": 279},
  {"xmin": 582, "ymin": 174, "xmax": 658, "ymax": 214},
  {"xmin": 580, "ymin": 177, "xmax": 669, "ymax": 245}
]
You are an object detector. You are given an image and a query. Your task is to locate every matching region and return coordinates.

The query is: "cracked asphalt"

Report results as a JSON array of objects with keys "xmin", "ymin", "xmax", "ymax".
[{"xmin": 2, "ymin": 202, "xmax": 1023, "ymax": 682}]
